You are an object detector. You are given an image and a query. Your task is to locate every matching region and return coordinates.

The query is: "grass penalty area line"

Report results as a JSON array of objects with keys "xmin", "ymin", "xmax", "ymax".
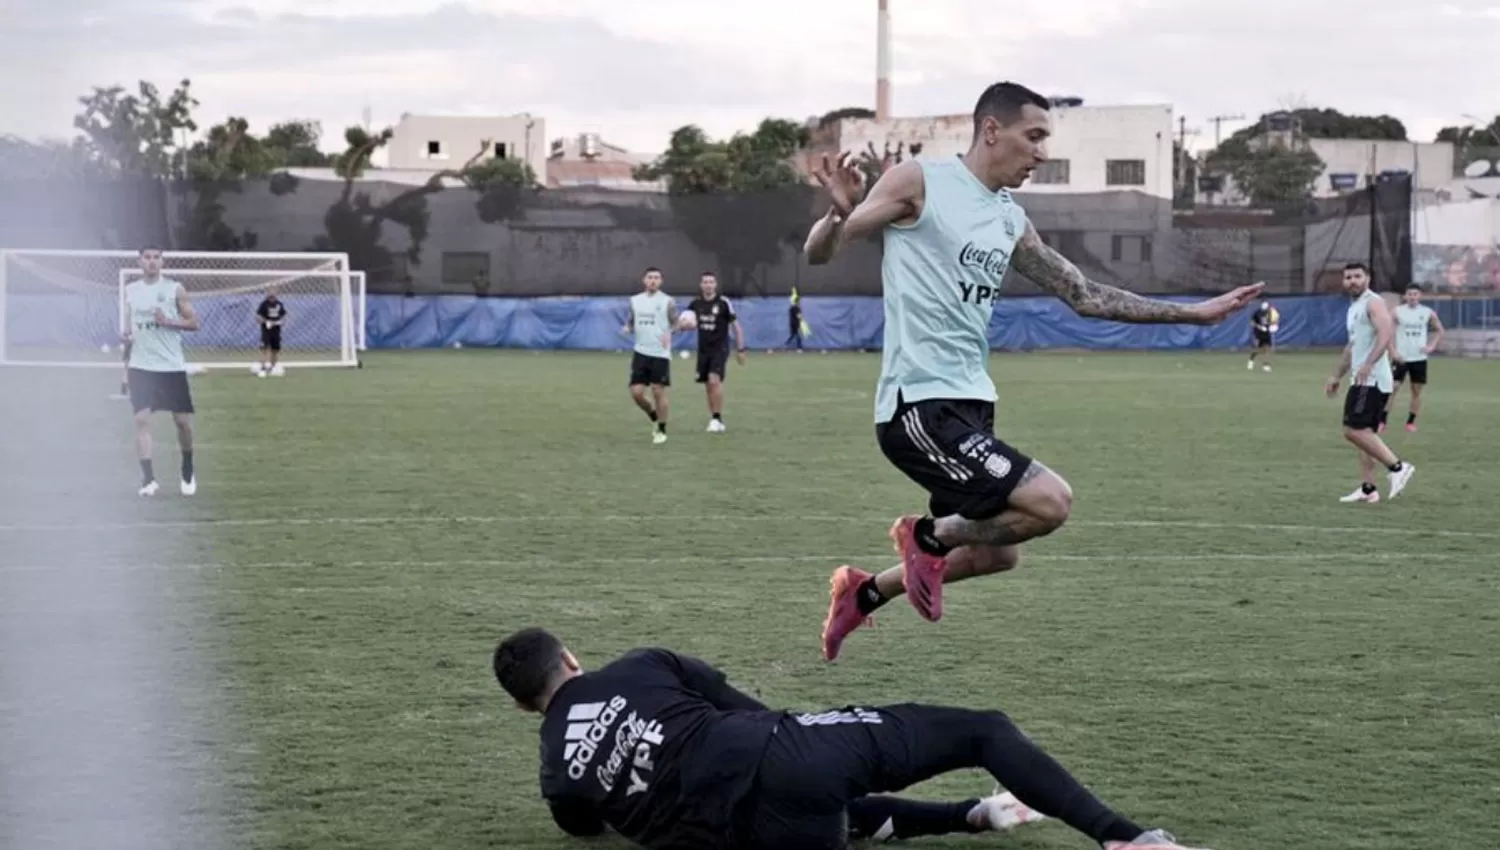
[{"xmin": 0, "ymin": 513, "xmax": 1497, "ymax": 541}]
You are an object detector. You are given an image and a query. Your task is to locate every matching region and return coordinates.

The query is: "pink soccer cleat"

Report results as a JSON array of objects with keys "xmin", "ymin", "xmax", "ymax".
[
  {"xmin": 890, "ymin": 515, "xmax": 948, "ymax": 622},
  {"xmin": 1405, "ymin": 422, "xmax": 1417, "ymax": 432},
  {"xmin": 822, "ymin": 565, "xmax": 873, "ymax": 661}
]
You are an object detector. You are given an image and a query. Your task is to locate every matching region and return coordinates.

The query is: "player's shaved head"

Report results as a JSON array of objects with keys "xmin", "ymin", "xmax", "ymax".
[
  {"xmin": 972, "ymin": 82, "xmax": 1051, "ymax": 133},
  {"xmin": 494, "ymin": 627, "xmax": 571, "ymax": 711}
]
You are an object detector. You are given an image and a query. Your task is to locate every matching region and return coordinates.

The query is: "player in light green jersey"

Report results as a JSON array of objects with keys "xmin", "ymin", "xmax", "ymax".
[{"xmin": 1382, "ymin": 284, "xmax": 1444, "ymax": 432}]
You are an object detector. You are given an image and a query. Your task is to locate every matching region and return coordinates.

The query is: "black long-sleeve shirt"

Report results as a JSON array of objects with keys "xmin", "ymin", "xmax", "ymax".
[{"xmin": 536, "ymin": 648, "xmax": 781, "ymax": 850}]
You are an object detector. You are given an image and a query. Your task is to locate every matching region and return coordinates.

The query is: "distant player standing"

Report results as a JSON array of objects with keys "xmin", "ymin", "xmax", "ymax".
[
  {"xmin": 1382, "ymin": 284, "xmax": 1444, "ymax": 432},
  {"xmin": 685, "ymin": 271, "xmax": 746, "ymax": 432},
  {"xmin": 123, "ymin": 246, "xmax": 200, "ymax": 496},
  {"xmin": 1246, "ymin": 299, "xmax": 1279, "ymax": 371},
  {"xmin": 804, "ymin": 82, "xmax": 1263, "ymax": 660},
  {"xmin": 623, "ymin": 267, "xmax": 676, "ymax": 445},
  {"xmin": 1326, "ymin": 263, "xmax": 1414, "ymax": 504},
  {"xmin": 255, "ymin": 287, "xmax": 287, "ymax": 377}
]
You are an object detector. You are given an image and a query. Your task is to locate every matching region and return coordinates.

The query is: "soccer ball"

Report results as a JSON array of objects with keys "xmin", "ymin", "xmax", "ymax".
[
  {"xmin": 676, "ymin": 310, "xmax": 697, "ymax": 331},
  {"xmin": 679, "ymin": 350, "xmax": 691, "ymax": 360}
]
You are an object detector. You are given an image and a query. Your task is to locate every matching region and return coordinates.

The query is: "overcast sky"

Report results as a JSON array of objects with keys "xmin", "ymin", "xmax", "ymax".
[{"xmin": 4, "ymin": 0, "xmax": 1499, "ymax": 155}]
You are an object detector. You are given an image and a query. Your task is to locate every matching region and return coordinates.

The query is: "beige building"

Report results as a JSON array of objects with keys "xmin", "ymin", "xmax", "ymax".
[
  {"xmin": 805, "ymin": 103, "xmax": 1177, "ymax": 199},
  {"xmin": 386, "ymin": 113, "xmax": 548, "ymax": 183}
]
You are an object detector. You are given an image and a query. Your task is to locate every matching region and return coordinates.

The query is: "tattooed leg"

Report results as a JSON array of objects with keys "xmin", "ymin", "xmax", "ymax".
[{"xmin": 931, "ymin": 462, "xmax": 1073, "ymax": 547}]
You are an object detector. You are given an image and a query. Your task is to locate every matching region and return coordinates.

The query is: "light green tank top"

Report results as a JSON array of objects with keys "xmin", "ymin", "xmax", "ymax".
[
  {"xmin": 1346, "ymin": 290, "xmax": 1393, "ymax": 393},
  {"xmin": 874, "ymin": 156, "xmax": 1027, "ymax": 423},
  {"xmin": 1393, "ymin": 304, "xmax": 1434, "ymax": 362},
  {"xmin": 630, "ymin": 291, "xmax": 673, "ymax": 359},
  {"xmin": 125, "ymin": 278, "xmax": 187, "ymax": 373}
]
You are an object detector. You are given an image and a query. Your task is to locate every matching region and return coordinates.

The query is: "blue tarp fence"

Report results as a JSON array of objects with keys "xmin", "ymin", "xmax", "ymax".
[
  {"xmin": 367, "ymin": 294, "xmax": 1359, "ymax": 351},
  {"xmin": 10, "ymin": 293, "xmax": 1494, "ymax": 355}
]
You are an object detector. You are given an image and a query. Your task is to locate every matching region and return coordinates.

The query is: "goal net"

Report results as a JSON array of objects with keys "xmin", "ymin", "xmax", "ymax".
[{"xmin": 0, "ymin": 250, "xmax": 365, "ymax": 369}]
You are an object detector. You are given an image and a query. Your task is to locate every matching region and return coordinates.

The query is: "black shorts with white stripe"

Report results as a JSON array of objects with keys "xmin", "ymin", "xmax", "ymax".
[{"xmin": 875, "ymin": 395, "xmax": 1034, "ymax": 521}]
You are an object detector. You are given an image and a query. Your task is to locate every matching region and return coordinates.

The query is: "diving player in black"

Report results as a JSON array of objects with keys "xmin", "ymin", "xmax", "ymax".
[{"xmin": 494, "ymin": 628, "xmax": 1212, "ymax": 850}]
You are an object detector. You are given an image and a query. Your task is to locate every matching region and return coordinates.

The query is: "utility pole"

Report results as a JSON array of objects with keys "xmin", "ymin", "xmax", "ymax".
[
  {"xmin": 1207, "ymin": 114, "xmax": 1245, "ymax": 148},
  {"xmin": 1175, "ymin": 116, "xmax": 1200, "ymax": 198}
]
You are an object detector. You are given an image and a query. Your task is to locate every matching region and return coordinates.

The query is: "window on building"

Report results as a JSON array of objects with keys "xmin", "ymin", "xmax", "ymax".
[
  {"xmin": 1105, "ymin": 159, "xmax": 1146, "ymax": 186},
  {"xmin": 442, "ymin": 251, "xmax": 491, "ymax": 286},
  {"xmin": 1030, "ymin": 159, "xmax": 1070, "ymax": 185},
  {"xmin": 426, "ymin": 140, "xmax": 444, "ymax": 158},
  {"xmin": 1110, "ymin": 235, "xmax": 1154, "ymax": 263},
  {"xmin": 495, "ymin": 142, "xmax": 509, "ymax": 159}
]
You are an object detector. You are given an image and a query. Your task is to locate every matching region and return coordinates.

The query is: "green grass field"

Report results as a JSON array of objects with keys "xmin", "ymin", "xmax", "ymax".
[{"xmin": 6, "ymin": 349, "xmax": 1500, "ymax": 850}]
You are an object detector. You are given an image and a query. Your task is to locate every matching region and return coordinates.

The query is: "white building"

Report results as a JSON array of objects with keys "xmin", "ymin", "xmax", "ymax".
[
  {"xmin": 386, "ymin": 113, "xmax": 548, "ymax": 184},
  {"xmin": 806, "ymin": 103, "xmax": 1176, "ymax": 199},
  {"xmin": 1198, "ymin": 136, "xmax": 1457, "ymax": 205}
]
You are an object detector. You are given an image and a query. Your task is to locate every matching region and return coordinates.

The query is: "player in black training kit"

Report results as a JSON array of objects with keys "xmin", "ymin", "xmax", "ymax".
[
  {"xmin": 255, "ymin": 290, "xmax": 287, "ymax": 376},
  {"xmin": 494, "ymin": 628, "xmax": 1212, "ymax": 850},
  {"xmin": 685, "ymin": 272, "xmax": 746, "ymax": 432}
]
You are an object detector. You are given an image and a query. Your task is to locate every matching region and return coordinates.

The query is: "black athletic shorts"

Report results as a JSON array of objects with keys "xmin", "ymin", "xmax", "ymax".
[
  {"xmin": 629, "ymin": 352, "xmax": 671, "ymax": 387},
  {"xmin": 875, "ymin": 396, "xmax": 1033, "ymax": 520},
  {"xmin": 731, "ymin": 704, "xmax": 998, "ymax": 850},
  {"xmin": 1393, "ymin": 360, "xmax": 1427, "ymax": 385},
  {"xmin": 261, "ymin": 327, "xmax": 282, "ymax": 351},
  {"xmin": 696, "ymin": 345, "xmax": 730, "ymax": 383},
  {"xmin": 127, "ymin": 368, "xmax": 194, "ymax": 415},
  {"xmin": 1253, "ymin": 329, "xmax": 1273, "ymax": 347},
  {"xmin": 1342, "ymin": 385, "xmax": 1387, "ymax": 431}
]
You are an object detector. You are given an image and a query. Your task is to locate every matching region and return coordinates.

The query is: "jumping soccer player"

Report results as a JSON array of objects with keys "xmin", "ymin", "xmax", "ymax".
[
  {"xmin": 123, "ymin": 246, "xmax": 200, "ymax": 496},
  {"xmin": 494, "ymin": 627, "xmax": 1211, "ymax": 850},
  {"xmin": 1383, "ymin": 283, "xmax": 1444, "ymax": 432},
  {"xmin": 1247, "ymin": 299, "xmax": 1279, "ymax": 371},
  {"xmin": 1325, "ymin": 263, "xmax": 1414, "ymax": 504},
  {"xmin": 623, "ymin": 267, "xmax": 676, "ymax": 445},
  {"xmin": 685, "ymin": 271, "xmax": 746, "ymax": 432},
  {"xmin": 803, "ymin": 81, "xmax": 1264, "ymax": 659},
  {"xmin": 255, "ymin": 287, "xmax": 287, "ymax": 377}
]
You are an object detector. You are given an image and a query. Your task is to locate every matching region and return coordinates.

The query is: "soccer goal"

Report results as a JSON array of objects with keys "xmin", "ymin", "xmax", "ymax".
[{"xmin": 0, "ymin": 249, "xmax": 366, "ymax": 370}]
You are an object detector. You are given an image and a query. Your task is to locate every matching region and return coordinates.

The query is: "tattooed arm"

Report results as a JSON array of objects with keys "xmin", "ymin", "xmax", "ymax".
[{"xmin": 1011, "ymin": 221, "xmax": 1262, "ymax": 324}]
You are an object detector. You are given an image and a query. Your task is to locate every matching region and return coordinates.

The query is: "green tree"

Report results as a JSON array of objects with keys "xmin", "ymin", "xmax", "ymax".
[
  {"xmin": 633, "ymin": 119, "xmax": 815, "ymax": 293},
  {"xmin": 262, "ymin": 121, "xmax": 334, "ymax": 168},
  {"xmin": 1204, "ymin": 109, "xmax": 1407, "ymax": 206},
  {"xmin": 180, "ymin": 116, "xmax": 303, "ymax": 250},
  {"xmin": 73, "ymin": 79, "xmax": 198, "ymax": 177},
  {"xmin": 65, "ymin": 79, "xmax": 198, "ymax": 244},
  {"xmin": 462, "ymin": 156, "xmax": 539, "ymax": 223},
  {"xmin": 310, "ymin": 126, "xmax": 490, "ymax": 279},
  {"xmin": 1436, "ymin": 117, "xmax": 1500, "ymax": 175}
]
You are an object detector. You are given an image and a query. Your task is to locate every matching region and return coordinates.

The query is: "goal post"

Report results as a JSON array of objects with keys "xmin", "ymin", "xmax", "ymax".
[{"xmin": 0, "ymin": 249, "xmax": 363, "ymax": 369}]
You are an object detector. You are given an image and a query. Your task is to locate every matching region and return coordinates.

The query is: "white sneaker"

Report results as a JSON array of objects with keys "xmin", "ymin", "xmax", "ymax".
[
  {"xmin": 970, "ymin": 790, "xmax": 1046, "ymax": 832},
  {"xmin": 1262, "ymin": 365, "xmax": 1272, "ymax": 372},
  {"xmin": 180, "ymin": 476, "xmax": 197, "ymax": 496},
  {"xmin": 1107, "ymin": 828, "xmax": 1213, "ymax": 850},
  {"xmin": 706, "ymin": 419, "xmax": 726, "ymax": 433},
  {"xmin": 1339, "ymin": 486, "xmax": 1380, "ymax": 503},
  {"xmin": 1387, "ymin": 463, "xmax": 1415, "ymax": 499},
  {"xmin": 138, "ymin": 480, "xmax": 159, "ymax": 497},
  {"xmin": 270, "ymin": 365, "xmax": 285, "ymax": 377},
  {"xmin": 1246, "ymin": 360, "xmax": 1255, "ymax": 370},
  {"xmin": 652, "ymin": 431, "xmax": 667, "ymax": 445}
]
